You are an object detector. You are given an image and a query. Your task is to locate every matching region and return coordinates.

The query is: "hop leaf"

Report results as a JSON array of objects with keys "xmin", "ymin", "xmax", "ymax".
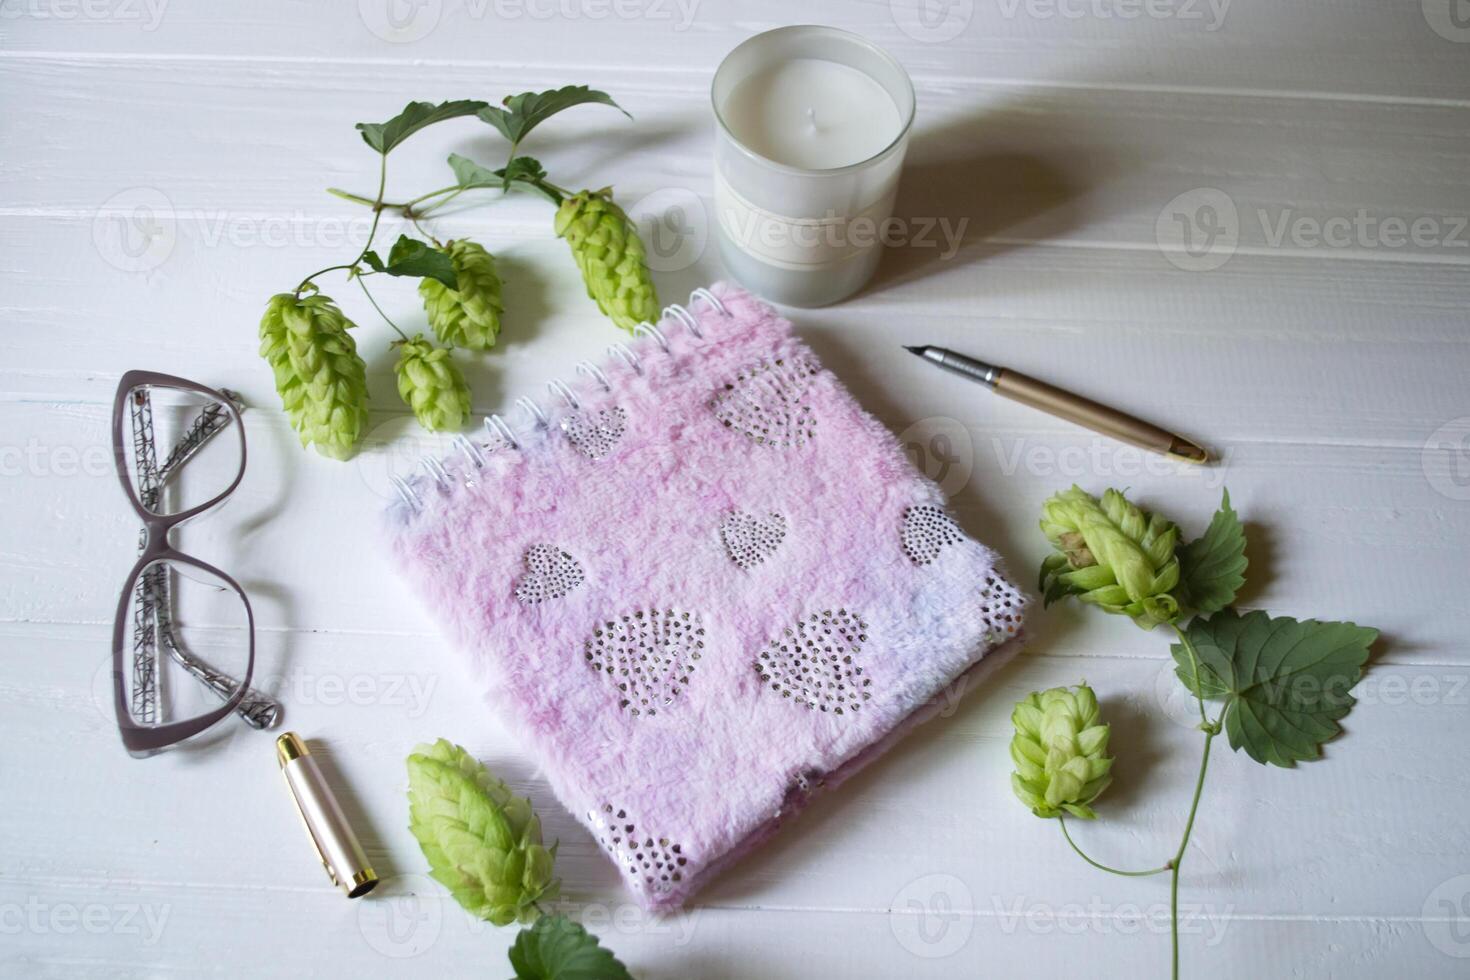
[
  {"xmin": 418, "ymin": 239, "xmax": 504, "ymax": 350},
  {"xmin": 1172, "ymin": 609, "xmax": 1377, "ymax": 767},
  {"xmin": 1010, "ymin": 682, "xmax": 1113, "ymax": 819},
  {"xmin": 507, "ymin": 914, "xmax": 633, "ymax": 980},
  {"xmin": 406, "ymin": 739, "xmax": 559, "ymax": 926},
  {"xmin": 1039, "ymin": 485, "xmax": 1182, "ymax": 629},
  {"xmin": 554, "ymin": 187, "xmax": 659, "ymax": 332},
  {"xmin": 394, "ymin": 336, "xmax": 471, "ymax": 432},
  {"xmin": 258, "ymin": 292, "xmax": 370, "ymax": 460},
  {"xmin": 1175, "ymin": 489, "xmax": 1248, "ymax": 615}
]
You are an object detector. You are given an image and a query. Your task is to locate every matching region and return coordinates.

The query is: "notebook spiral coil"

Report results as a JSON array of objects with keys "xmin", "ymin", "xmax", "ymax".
[{"xmin": 391, "ymin": 287, "xmax": 731, "ymax": 513}]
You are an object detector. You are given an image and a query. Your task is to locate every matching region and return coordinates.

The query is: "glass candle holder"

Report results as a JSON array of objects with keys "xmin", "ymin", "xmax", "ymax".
[{"xmin": 712, "ymin": 25, "xmax": 916, "ymax": 308}]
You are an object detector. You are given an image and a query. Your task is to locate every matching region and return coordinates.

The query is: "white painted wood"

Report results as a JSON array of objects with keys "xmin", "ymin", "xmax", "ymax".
[{"xmin": 3, "ymin": 3, "xmax": 1469, "ymax": 977}]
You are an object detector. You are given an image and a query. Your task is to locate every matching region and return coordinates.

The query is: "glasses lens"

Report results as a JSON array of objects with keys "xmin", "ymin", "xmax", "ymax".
[
  {"xmin": 119, "ymin": 559, "xmax": 251, "ymax": 736},
  {"xmin": 122, "ymin": 383, "xmax": 243, "ymax": 517}
]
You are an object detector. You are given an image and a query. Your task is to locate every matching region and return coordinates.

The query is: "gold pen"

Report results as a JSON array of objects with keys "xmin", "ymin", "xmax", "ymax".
[
  {"xmin": 277, "ymin": 732, "xmax": 379, "ymax": 898},
  {"xmin": 904, "ymin": 346, "xmax": 1210, "ymax": 464}
]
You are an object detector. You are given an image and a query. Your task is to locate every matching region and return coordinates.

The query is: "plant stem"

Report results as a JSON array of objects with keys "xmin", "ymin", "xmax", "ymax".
[
  {"xmin": 1169, "ymin": 727, "xmax": 1217, "ymax": 980},
  {"xmin": 356, "ymin": 276, "xmax": 408, "ymax": 342},
  {"xmin": 1058, "ymin": 816, "xmax": 1171, "ymax": 877},
  {"xmin": 299, "ymin": 154, "xmax": 392, "ymax": 297},
  {"xmin": 1171, "ymin": 623, "xmax": 1213, "ymax": 729}
]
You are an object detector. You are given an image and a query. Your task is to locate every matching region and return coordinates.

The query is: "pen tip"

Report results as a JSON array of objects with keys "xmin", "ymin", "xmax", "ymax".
[{"xmin": 903, "ymin": 345, "xmax": 926, "ymax": 356}]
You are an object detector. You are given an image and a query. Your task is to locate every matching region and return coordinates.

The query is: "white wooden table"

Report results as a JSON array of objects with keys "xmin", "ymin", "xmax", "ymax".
[{"xmin": 4, "ymin": 2, "xmax": 1469, "ymax": 977}]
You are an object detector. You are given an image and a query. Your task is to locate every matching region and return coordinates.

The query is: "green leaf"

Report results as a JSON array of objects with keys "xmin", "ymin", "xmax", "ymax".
[
  {"xmin": 477, "ymin": 86, "xmax": 629, "ymax": 146},
  {"xmin": 507, "ymin": 915, "xmax": 633, "ymax": 980},
  {"xmin": 362, "ymin": 235, "xmax": 457, "ymax": 289},
  {"xmin": 356, "ymin": 99, "xmax": 489, "ymax": 154},
  {"xmin": 1172, "ymin": 609, "xmax": 1377, "ymax": 767},
  {"xmin": 447, "ymin": 153, "xmax": 555, "ymax": 200},
  {"xmin": 1176, "ymin": 488, "xmax": 1248, "ymax": 615}
]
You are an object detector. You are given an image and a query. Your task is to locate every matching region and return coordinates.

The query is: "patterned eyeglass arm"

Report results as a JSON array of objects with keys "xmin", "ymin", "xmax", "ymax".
[{"xmin": 128, "ymin": 388, "xmax": 282, "ymax": 730}]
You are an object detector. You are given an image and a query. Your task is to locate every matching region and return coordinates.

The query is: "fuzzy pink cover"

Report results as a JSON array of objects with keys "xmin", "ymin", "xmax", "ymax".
[{"xmin": 387, "ymin": 282, "xmax": 1025, "ymax": 910}]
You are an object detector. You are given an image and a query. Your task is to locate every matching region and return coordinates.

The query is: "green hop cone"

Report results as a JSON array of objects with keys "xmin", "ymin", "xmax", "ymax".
[
  {"xmin": 1039, "ymin": 485, "xmax": 1182, "ymax": 629},
  {"xmin": 393, "ymin": 336, "xmax": 471, "ymax": 433},
  {"xmin": 258, "ymin": 292, "xmax": 369, "ymax": 460},
  {"xmin": 418, "ymin": 239, "xmax": 504, "ymax": 350},
  {"xmin": 1010, "ymin": 682, "xmax": 1113, "ymax": 819},
  {"xmin": 553, "ymin": 187, "xmax": 659, "ymax": 332},
  {"xmin": 406, "ymin": 739, "xmax": 559, "ymax": 926}
]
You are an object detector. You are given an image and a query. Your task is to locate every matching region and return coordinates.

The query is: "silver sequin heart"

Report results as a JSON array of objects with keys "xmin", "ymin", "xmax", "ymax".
[
  {"xmin": 719, "ymin": 511, "xmax": 787, "ymax": 569},
  {"xmin": 562, "ymin": 406, "xmax": 627, "ymax": 460},
  {"xmin": 586, "ymin": 802, "xmax": 690, "ymax": 899},
  {"xmin": 900, "ymin": 504, "xmax": 965, "ymax": 565},
  {"xmin": 584, "ymin": 608, "xmax": 705, "ymax": 717},
  {"xmin": 514, "ymin": 544, "xmax": 585, "ymax": 604},
  {"xmin": 754, "ymin": 608, "xmax": 872, "ymax": 716},
  {"xmin": 709, "ymin": 357, "xmax": 819, "ymax": 449}
]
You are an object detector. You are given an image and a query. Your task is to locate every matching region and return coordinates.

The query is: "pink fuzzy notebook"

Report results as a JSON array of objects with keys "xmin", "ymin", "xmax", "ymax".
[{"xmin": 387, "ymin": 282, "xmax": 1025, "ymax": 910}]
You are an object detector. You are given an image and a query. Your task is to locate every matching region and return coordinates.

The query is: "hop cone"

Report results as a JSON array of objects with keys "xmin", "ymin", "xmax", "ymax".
[
  {"xmin": 394, "ymin": 336, "xmax": 471, "ymax": 433},
  {"xmin": 418, "ymin": 239, "xmax": 504, "ymax": 350},
  {"xmin": 406, "ymin": 739, "xmax": 559, "ymax": 926},
  {"xmin": 258, "ymin": 292, "xmax": 369, "ymax": 460},
  {"xmin": 1039, "ymin": 485, "xmax": 1181, "ymax": 629},
  {"xmin": 1010, "ymin": 683, "xmax": 1113, "ymax": 819},
  {"xmin": 553, "ymin": 187, "xmax": 658, "ymax": 332}
]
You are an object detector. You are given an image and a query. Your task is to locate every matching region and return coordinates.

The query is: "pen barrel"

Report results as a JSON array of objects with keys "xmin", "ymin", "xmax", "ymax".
[
  {"xmin": 994, "ymin": 370, "xmax": 1177, "ymax": 455},
  {"xmin": 281, "ymin": 751, "xmax": 378, "ymax": 898}
]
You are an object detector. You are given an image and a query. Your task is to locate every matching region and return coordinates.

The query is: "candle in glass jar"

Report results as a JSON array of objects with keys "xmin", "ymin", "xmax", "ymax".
[{"xmin": 712, "ymin": 27, "xmax": 915, "ymax": 307}]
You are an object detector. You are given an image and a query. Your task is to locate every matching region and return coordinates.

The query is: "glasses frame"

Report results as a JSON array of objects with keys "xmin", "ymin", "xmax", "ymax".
[{"xmin": 110, "ymin": 370, "xmax": 255, "ymax": 754}]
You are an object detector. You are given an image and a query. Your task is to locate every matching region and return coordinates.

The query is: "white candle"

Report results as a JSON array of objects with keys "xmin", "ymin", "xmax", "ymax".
[
  {"xmin": 712, "ymin": 27, "xmax": 916, "ymax": 307},
  {"xmin": 721, "ymin": 58, "xmax": 904, "ymax": 171}
]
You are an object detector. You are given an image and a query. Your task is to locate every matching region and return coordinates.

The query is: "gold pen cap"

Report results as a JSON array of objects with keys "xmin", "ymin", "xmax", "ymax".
[{"xmin": 276, "ymin": 732, "xmax": 379, "ymax": 898}]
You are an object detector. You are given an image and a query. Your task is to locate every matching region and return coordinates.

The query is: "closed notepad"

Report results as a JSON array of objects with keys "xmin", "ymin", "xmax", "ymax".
[{"xmin": 387, "ymin": 283, "xmax": 1025, "ymax": 910}]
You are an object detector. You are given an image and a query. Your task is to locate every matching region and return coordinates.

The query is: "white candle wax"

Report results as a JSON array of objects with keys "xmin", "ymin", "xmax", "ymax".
[
  {"xmin": 712, "ymin": 27, "xmax": 915, "ymax": 307},
  {"xmin": 721, "ymin": 58, "xmax": 904, "ymax": 171}
]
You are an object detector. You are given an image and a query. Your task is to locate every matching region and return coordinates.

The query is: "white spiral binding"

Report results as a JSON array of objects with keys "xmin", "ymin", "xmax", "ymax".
[
  {"xmin": 394, "ymin": 288, "xmax": 723, "ymax": 514},
  {"xmin": 548, "ymin": 379, "xmax": 580, "ymax": 410},
  {"xmin": 486, "ymin": 413, "xmax": 519, "ymax": 449},
  {"xmin": 576, "ymin": 361, "xmax": 612, "ymax": 392},
  {"xmin": 632, "ymin": 320, "xmax": 670, "ymax": 352},
  {"xmin": 516, "ymin": 395, "xmax": 549, "ymax": 429},
  {"xmin": 608, "ymin": 343, "xmax": 642, "ymax": 376}
]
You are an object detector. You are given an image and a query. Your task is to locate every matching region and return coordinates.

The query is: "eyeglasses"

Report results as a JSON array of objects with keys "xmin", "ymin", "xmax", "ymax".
[{"xmin": 110, "ymin": 371, "xmax": 281, "ymax": 755}]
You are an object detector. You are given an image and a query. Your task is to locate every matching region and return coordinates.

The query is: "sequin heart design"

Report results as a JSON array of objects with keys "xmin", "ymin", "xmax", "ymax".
[
  {"xmin": 719, "ymin": 511, "xmax": 787, "ymax": 569},
  {"xmin": 586, "ymin": 803, "xmax": 690, "ymax": 899},
  {"xmin": 901, "ymin": 504, "xmax": 965, "ymax": 565},
  {"xmin": 709, "ymin": 357, "xmax": 820, "ymax": 449},
  {"xmin": 584, "ymin": 608, "xmax": 705, "ymax": 717},
  {"xmin": 514, "ymin": 544, "xmax": 585, "ymax": 605},
  {"xmin": 754, "ymin": 609, "xmax": 872, "ymax": 716},
  {"xmin": 562, "ymin": 406, "xmax": 627, "ymax": 460}
]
